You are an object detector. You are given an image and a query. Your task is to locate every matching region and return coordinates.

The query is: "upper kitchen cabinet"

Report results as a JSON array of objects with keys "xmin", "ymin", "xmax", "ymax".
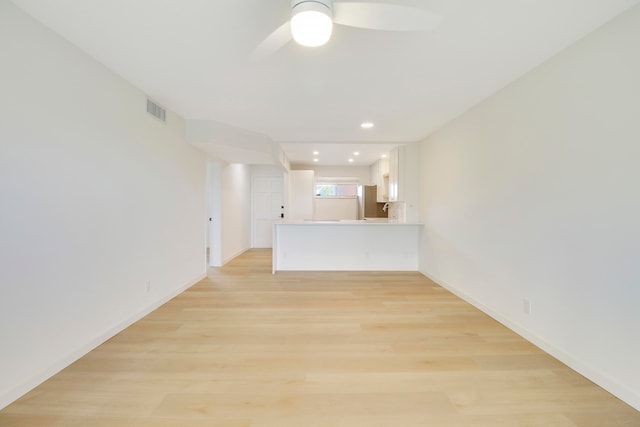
[
  {"xmin": 370, "ymin": 157, "xmax": 389, "ymax": 202},
  {"xmin": 388, "ymin": 146, "xmax": 405, "ymax": 202}
]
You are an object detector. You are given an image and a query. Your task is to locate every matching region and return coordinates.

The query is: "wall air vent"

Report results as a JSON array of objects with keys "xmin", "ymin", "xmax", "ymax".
[{"xmin": 146, "ymin": 98, "xmax": 166, "ymax": 122}]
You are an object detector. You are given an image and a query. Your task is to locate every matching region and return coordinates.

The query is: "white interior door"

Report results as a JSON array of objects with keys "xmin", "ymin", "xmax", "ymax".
[{"xmin": 252, "ymin": 177, "xmax": 283, "ymax": 248}]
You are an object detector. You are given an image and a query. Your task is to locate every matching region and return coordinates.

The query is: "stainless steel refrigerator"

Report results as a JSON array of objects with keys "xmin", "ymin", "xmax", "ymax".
[{"xmin": 357, "ymin": 185, "xmax": 378, "ymax": 219}]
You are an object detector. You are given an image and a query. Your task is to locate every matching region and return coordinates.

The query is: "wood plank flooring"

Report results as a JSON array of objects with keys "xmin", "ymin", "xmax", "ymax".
[{"xmin": 2, "ymin": 249, "xmax": 639, "ymax": 426}]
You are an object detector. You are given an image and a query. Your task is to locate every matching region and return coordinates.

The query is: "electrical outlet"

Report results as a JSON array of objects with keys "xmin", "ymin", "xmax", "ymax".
[
  {"xmin": 145, "ymin": 280, "xmax": 151, "ymax": 293},
  {"xmin": 523, "ymin": 299, "xmax": 532, "ymax": 315}
]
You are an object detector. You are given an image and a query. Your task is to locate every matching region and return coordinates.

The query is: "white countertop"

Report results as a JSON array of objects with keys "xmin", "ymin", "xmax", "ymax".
[{"xmin": 275, "ymin": 219, "xmax": 422, "ymax": 225}]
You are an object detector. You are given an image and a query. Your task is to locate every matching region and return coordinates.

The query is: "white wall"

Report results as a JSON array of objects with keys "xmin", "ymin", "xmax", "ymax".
[
  {"xmin": 419, "ymin": 5, "xmax": 640, "ymax": 410},
  {"xmin": 293, "ymin": 165, "xmax": 371, "ymax": 185},
  {"xmin": 400, "ymin": 143, "xmax": 421, "ymax": 223},
  {"xmin": 209, "ymin": 160, "xmax": 252, "ymax": 266},
  {"xmin": 314, "ymin": 198, "xmax": 359, "ymax": 221},
  {"xmin": 251, "ymin": 165, "xmax": 285, "ymax": 178},
  {"xmin": 288, "ymin": 170, "xmax": 314, "ymax": 220},
  {"xmin": 207, "ymin": 161, "xmax": 221, "ymax": 265},
  {"xmin": 220, "ymin": 163, "xmax": 252, "ymax": 263},
  {"xmin": 0, "ymin": 1, "xmax": 207, "ymax": 409}
]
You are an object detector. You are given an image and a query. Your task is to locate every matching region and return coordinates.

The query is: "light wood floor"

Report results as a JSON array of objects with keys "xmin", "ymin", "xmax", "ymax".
[{"xmin": 2, "ymin": 249, "xmax": 639, "ymax": 426}]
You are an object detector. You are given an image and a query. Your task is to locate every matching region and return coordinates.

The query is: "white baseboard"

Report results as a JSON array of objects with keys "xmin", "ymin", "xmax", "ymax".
[
  {"xmin": 0, "ymin": 272, "xmax": 206, "ymax": 411},
  {"xmin": 419, "ymin": 269, "xmax": 640, "ymax": 412},
  {"xmin": 221, "ymin": 247, "xmax": 249, "ymax": 266}
]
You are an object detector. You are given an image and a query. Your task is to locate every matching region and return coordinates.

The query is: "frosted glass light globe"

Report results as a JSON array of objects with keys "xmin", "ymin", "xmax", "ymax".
[{"xmin": 290, "ymin": 2, "xmax": 333, "ymax": 47}]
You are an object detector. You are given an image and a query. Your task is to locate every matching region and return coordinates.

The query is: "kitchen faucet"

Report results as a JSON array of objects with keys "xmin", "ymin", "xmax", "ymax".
[{"xmin": 382, "ymin": 202, "xmax": 389, "ymax": 212}]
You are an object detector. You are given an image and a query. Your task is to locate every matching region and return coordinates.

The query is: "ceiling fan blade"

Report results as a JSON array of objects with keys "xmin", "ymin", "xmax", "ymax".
[
  {"xmin": 333, "ymin": 2, "xmax": 442, "ymax": 32},
  {"xmin": 250, "ymin": 21, "xmax": 293, "ymax": 62}
]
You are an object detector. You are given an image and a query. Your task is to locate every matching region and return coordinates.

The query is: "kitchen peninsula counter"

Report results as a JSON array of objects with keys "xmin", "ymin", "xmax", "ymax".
[{"xmin": 272, "ymin": 220, "xmax": 422, "ymax": 273}]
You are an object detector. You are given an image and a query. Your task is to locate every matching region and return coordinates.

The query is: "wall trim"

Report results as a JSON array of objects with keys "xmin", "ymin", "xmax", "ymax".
[
  {"xmin": 0, "ymin": 272, "xmax": 207, "ymax": 410},
  {"xmin": 419, "ymin": 269, "xmax": 640, "ymax": 411},
  {"xmin": 222, "ymin": 248, "xmax": 249, "ymax": 266}
]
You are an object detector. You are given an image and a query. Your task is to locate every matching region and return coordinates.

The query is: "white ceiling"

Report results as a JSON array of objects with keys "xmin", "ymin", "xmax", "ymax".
[{"xmin": 10, "ymin": 0, "xmax": 639, "ymax": 166}]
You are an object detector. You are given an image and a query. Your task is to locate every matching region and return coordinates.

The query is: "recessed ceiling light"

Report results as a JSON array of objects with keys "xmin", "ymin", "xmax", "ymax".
[
  {"xmin": 381, "ymin": 154, "xmax": 388, "ymax": 158},
  {"xmin": 313, "ymin": 151, "xmax": 319, "ymax": 155},
  {"xmin": 353, "ymin": 151, "xmax": 360, "ymax": 156},
  {"xmin": 361, "ymin": 122, "xmax": 374, "ymax": 129},
  {"xmin": 348, "ymin": 158, "xmax": 354, "ymax": 163},
  {"xmin": 313, "ymin": 158, "xmax": 319, "ymax": 162}
]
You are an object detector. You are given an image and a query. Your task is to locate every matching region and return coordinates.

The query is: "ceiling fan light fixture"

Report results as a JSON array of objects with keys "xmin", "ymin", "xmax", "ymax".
[{"xmin": 291, "ymin": 1, "xmax": 333, "ymax": 47}]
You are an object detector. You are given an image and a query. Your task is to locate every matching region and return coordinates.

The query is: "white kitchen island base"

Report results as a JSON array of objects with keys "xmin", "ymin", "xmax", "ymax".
[{"xmin": 272, "ymin": 220, "xmax": 422, "ymax": 273}]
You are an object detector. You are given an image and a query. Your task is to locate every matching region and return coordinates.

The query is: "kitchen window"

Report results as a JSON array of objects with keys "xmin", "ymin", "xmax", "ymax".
[
  {"xmin": 314, "ymin": 177, "xmax": 358, "ymax": 198},
  {"xmin": 315, "ymin": 183, "xmax": 357, "ymax": 197}
]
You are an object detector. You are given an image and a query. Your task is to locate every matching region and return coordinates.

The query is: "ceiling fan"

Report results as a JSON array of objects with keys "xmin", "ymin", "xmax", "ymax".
[{"xmin": 251, "ymin": 0, "xmax": 443, "ymax": 61}]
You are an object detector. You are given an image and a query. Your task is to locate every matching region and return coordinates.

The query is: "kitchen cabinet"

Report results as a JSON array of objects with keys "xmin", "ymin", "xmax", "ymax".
[
  {"xmin": 370, "ymin": 158, "xmax": 389, "ymax": 202},
  {"xmin": 273, "ymin": 220, "xmax": 422, "ymax": 273},
  {"xmin": 388, "ymin": 146, "xmax": 405, "ymax": 202}
]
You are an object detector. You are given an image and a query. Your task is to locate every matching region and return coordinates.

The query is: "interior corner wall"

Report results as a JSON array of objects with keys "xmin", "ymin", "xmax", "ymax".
[
  {"xmin": 418, "ymin": 5, "xmax": 640, "ymax": 410},
  {"xmin": 0, "ymin": 1, "xmax": 207, "ymax": 409},
  {"xmin": 220, "ymin": 163, "xmax": 252, "ymax": 264},
  {"xmin": 207, "ymin": 160, "xmax": 223, "ymax": 267}
]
